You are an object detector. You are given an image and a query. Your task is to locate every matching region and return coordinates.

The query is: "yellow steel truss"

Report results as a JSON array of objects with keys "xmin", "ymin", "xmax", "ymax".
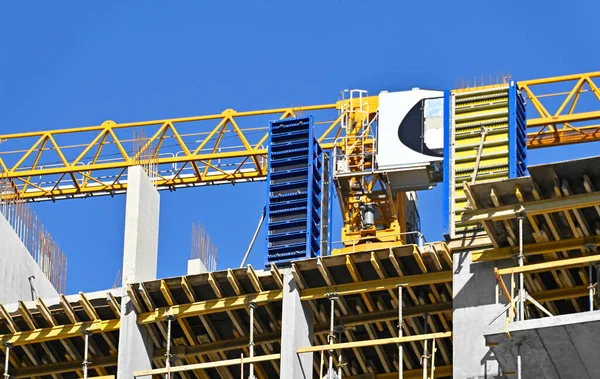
[{"xmin": 520, "ymin": 71, "xmax": 600, "ymax": 149}]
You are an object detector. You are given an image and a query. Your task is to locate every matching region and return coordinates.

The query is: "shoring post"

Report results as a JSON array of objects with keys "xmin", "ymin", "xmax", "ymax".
[
  {"xmin": 327, "ymin": 292, "xmax": 339, "ymax": 379},
  {"xmin": 517, "ymin": 212, "xmax": 525, "ymax": 321},
  {"xmin": 3, "ymin": 343, "xmax": 11, "ymax": 379},
  {"xmin": 248, "ymin": 302, "xmax": 257, "ymax": 379},
  {"xmin": 517, "ymin": 343, "xmax": 522, "ymax": 379},
  {"xmin": 397, "ymin": 285, "xmax": 404, "ymax": 379},
  {"xmin": 240, "ymin": 353, "xmax": 244, "ymax": 379},
  {"xmin": 431, "ymin": 337, "xmax": 436, "ymax": 379},
  {"xmin": 82, "ymin": 329, "xmax": 92, "ymax": 379},
  {"xmin": 589, "ymin": 263, "xmax": 594, "ymax": 311},
  {"xmin": 165, "ymin": 311, "xmax": 175, "ymax": 379},
  {"xmin": 596, "ymin": 264, "xmax": 600, "ymax": 307},
  {"xmin": 422, "ymin": 313, "xmax": 429, "ymax": 379},
  {"xmin": 335, "ymin": 326, "xmax": 345, "ymax": 378},
  {"xmin": 319, "ymin": 349, "xmax": 325, "ymax": 379}
]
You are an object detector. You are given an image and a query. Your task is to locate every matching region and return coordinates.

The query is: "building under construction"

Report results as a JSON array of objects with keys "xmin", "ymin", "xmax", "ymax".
[{"xmin": 0, "ymin": 71, "xmax": 599, "ymax": 378}]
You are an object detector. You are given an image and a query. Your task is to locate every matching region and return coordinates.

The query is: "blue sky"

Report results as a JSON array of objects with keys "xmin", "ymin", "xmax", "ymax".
[{"xmin": 1, "ymin": 1, "xmax": 599, "ymax": 294}]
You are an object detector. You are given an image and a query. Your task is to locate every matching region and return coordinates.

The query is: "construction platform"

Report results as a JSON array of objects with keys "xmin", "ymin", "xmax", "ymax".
[{"xmin": 0, "ymin": 157, "xmax": 599, "ymax": 378}]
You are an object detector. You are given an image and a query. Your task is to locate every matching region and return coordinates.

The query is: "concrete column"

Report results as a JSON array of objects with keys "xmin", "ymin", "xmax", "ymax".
[
  {"xmin": 453, "ymin": 250, "xmax": 506, "ymax": 379},
  {"xmin": 187, "ymin": 258, "xmax": 207, "ymax": 275},
  {"xmin": 117, "ymin": 167, "xmax": 160, "ymax": 379},
  {"xmin": 280, "ymin": 270, "xmax": 314, "ymax": 379}
]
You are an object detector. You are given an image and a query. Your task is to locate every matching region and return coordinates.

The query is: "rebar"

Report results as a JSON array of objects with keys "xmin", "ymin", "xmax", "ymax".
[
  {"xmin": 191, "ymin": 222, "xmax": 218, "ymax": 272},
  {"xmin": 132, "ymin": 128, "xmax": 158, "ymax": 182},
  {"xmin": 0, "ymin": 180, "xmax": 67, "ymax": 293}
]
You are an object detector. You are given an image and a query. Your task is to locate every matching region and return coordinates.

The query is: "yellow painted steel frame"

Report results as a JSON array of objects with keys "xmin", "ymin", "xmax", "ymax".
[
  {"xmin": 1, "ymin": 72, "xmax": 599, "ymax": 203},
  {"xmin": 519, "ymin": 71, "xmax": 600, "ymax": 149},
  {"xmin": 0, "ymin": 105, "xmax": 338, "ymax": 201}
]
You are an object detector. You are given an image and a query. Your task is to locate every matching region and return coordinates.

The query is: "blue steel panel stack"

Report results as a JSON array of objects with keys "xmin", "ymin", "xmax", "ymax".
[
  {"xmin": 508, "ymin": 82, "xmax": 528, "ymax": 178},
  {"xmin": 264, "ymin": 116, "xmax": 323, "ymax": 266}
]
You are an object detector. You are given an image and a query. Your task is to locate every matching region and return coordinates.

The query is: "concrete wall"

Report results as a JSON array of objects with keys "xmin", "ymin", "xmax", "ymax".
[
  {"xmin": 280, "ymin": 271, "xmax": 314, "ymax": 379},
  {"xmin": 117, "ymin": 166, "xmax": 160, "ymax": 379},
  {"xmin": 122, "ymin": 166, "xmax": 160, "ymax": 284},
  {"xmin": 453, "ymin": 250, "xmax": 506, "ymax": 379},
  {"xmin": 0, "ymin": 212, "xmax": 58, "ymax": 304}
]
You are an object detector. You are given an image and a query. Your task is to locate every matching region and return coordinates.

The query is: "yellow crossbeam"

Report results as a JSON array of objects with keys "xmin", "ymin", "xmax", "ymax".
[
  {"xmin": 297, "ymin": 331, "xmax": 451, "ymax": 353},
  {"xmin": 472, "ymin": 235, "xmax": 600, "ymax": 262},
  {"xmin": 462, "ymin": 191, "xmax": 600, "ymax": 223},
  {"xmin": 133, "ymin": 354, "xmax": 280, "ymax": 377},
  {"xmin": 497, "ymin": 254, "xmax": 600, "ymax": 275},
  {"xmin": 0, "ymin": 319, "xmax": 119, "ymax": 346}
]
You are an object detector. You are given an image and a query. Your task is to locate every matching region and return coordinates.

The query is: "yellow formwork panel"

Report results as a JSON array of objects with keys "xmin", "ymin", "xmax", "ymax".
[
  {"xmin": 455, "ymin": 132, "xmax": 509, "ymax": 148},
  {"xmin": 450, "ymin": 85, "xmax": 512, "ymax": 236},
  {"xmin": 454, "ymin": 157, "xmax": 509, "ymax": 172}
]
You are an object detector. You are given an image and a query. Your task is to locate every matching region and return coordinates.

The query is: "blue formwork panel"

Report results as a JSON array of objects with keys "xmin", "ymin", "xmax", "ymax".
[
  {"xmin": 264, "ymin": 116, "xmax": 323, "ymax": 267},
  {"xmin": 508, "ymin": 81, "xmax": 528, "ymax": 178}
]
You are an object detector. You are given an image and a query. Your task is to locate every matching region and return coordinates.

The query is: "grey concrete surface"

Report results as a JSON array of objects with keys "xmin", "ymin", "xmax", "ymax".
[
  {"xmin": 0, "ymin": 212, "xmax": 58, "ymax": 304},
  {"xmin": 187, "ymin": 258, "xmax": 207, "ymax": 275},
  {"xmin": 122, "ymin": 166, "xmax": 160, "ymax": 285},
  {"xmin": 117, "ymin": 167, "xmax": 160, "ymax": 379},
  {"xmin": 453, "ymin": 250, "xmax": 507, "ymax": 379},
  {"xmin": 280, "ymin": 270, "xmax": 314, "ymax": 379},
  {"xmin": 485, "ymin": 310, "xmax": 600, "ymax": 379}
]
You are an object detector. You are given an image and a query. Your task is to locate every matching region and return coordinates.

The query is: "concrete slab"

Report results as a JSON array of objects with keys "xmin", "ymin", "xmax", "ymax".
[{"xmin": 484, "ymin": 311, "xmax": 600, "ymax": 378}]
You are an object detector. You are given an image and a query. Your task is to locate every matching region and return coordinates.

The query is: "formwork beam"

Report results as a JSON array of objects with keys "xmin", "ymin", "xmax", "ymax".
[
  {"xmin": 296, "ymin": 331, "xmax": 452, "ymax": 353},
  {"xmin": 496, "ymin": 254, "xmax": 600, "ymax": 275},
  {"xmin": 0, "ymin": 319, "xmax": 120, "ymax": 346},
  {"xmin": 472, "ymin": 235, "xmax": 600, "ymax": 262},
  {"xmin": 462, "ymin": 191, "xmax": 600, "ymax": 223}
]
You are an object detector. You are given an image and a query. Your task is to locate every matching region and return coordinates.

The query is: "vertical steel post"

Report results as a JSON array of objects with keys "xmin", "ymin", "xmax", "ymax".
[
  {"xmin": 327, "ymin": 293, "xmax": 338, "ymax": 379},
  {"xmin": 337, "ymin": 327, "xmax": 343, "ymax": 379},
  {"xmin": 518, "ymin": 214, "xmax": 525, "ymax": 321},
  {"xmin": 83, "ymin": 330, "xmax": 91, "ymax": 379},
  {"xmin": 517, "ymin": 343, "xmax": 522, "ymax": 379},
  {"xmin": 3, "ymin": 343, "xmax": 11, "ymax": 379},
  {"xmin": 398, "ymin": 285, "xmax": 403, "ymax": 379},
  {"xmin": 422, "ymin": 314, "xmax": 429, "ymax": 379},
  {"xmin": 589, "ymin": 263, "xmax": 594, "ymax": 311},
  {"xmin": 248, "ymin": 302, "xmax": 256, "ymax": 379},
  {"xmin": 240, "ymin": 353, "xmax": 244, "ymax": 379},
  {"xmin": 596, "ymin": 265, "xmax": 600, "ymax": 307},
  {"xmin": 165, "ymin": 313, "xmax": 175, "ymax": 379}
]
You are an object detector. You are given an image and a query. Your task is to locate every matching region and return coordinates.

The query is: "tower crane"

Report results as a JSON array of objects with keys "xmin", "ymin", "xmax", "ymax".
[{"xmin": 1, "ymin": 71, "xmax": 599, "ymax": 264}]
